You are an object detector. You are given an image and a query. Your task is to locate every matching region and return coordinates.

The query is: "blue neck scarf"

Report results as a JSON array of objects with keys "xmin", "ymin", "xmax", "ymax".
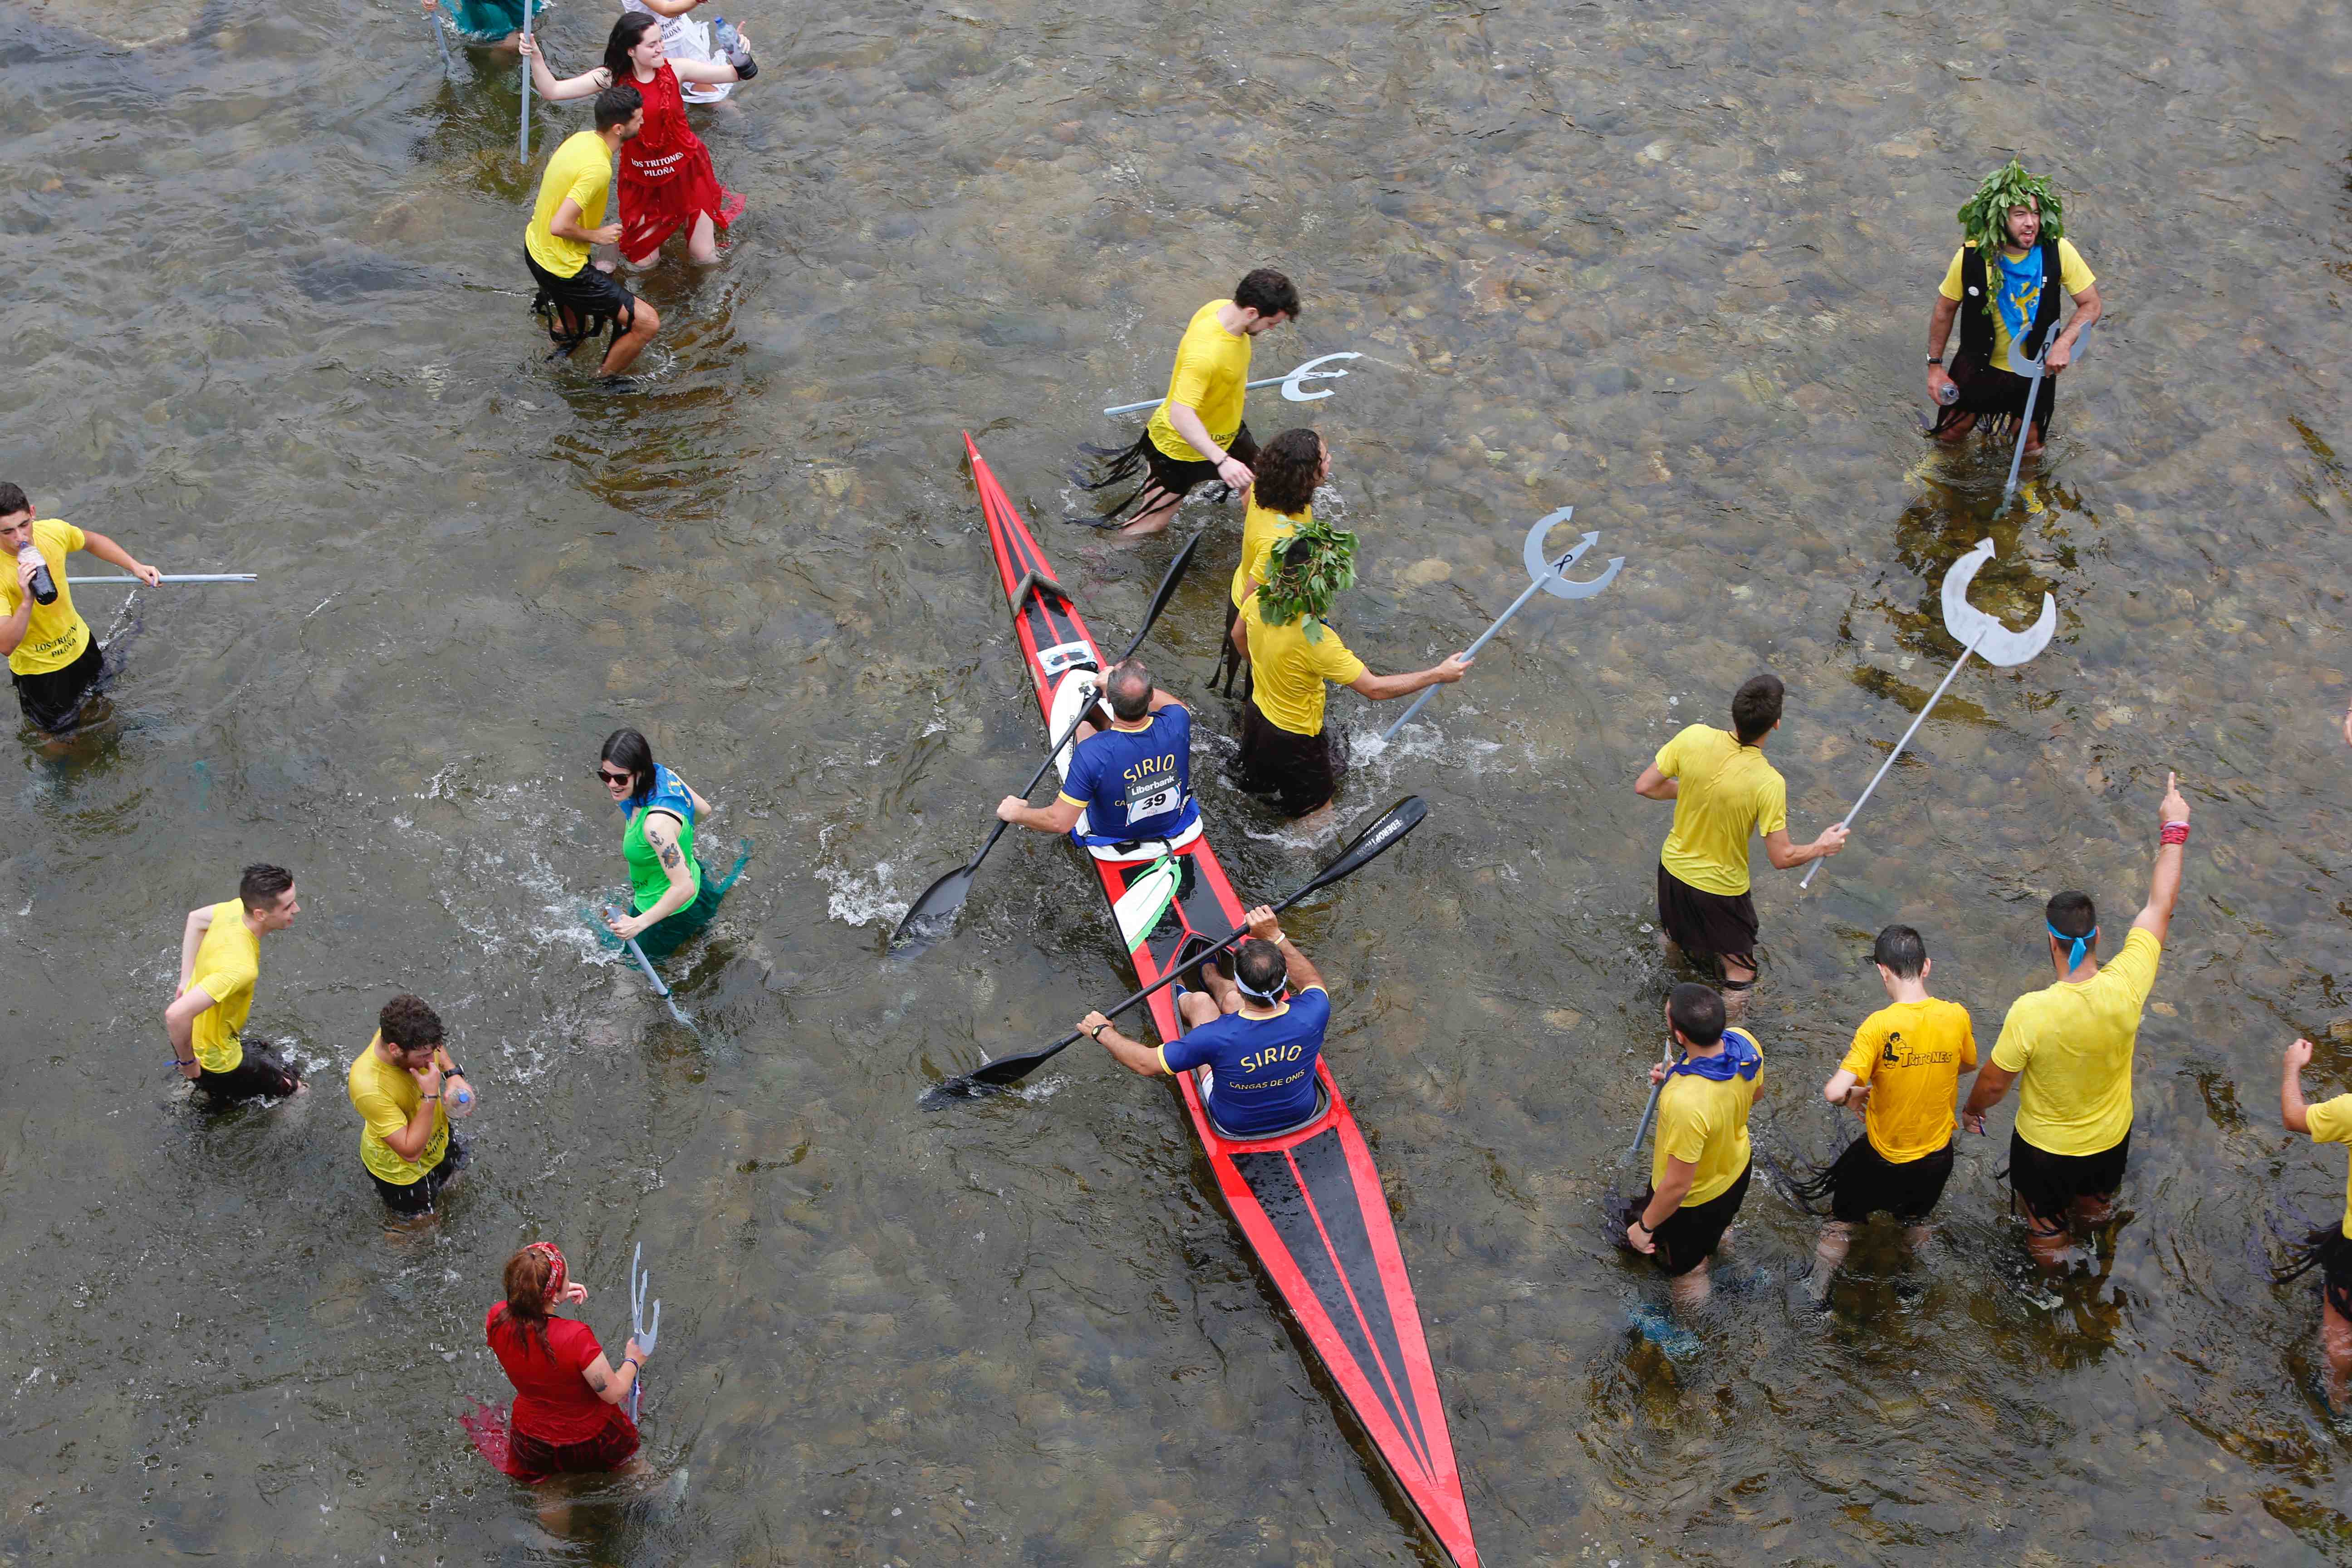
[
  {"xmin": 1994, "ymin": 243, "xmax": 2046, "ymax": 353},
  {"xmin": 2049, "ymin": 922, "xmax": 2096, "ymax": 973},
  {"xmin": 1668, "ymin": 1027, "xmax": 1762, "ymax": 1083},
  {"xmin": 622, "ymin": 763, "xmax": 696, "ymax": 827}
]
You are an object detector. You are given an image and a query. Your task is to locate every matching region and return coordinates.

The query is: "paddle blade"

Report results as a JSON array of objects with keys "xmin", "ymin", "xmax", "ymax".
[
  {"xmin": 891, "ymin": 864, "xmax": 979, "ymax": 951},
  {"xmin": 1119, "ymin": 528, "xmax": 1206, "ymax": 659},
  {"xmin": 1299, "ymin": 796, "xmax": 1429, "ymax": 897},
  {"xmin": 923, "ymin": 1032, "xmax": 1083, "ymax": 1105}
]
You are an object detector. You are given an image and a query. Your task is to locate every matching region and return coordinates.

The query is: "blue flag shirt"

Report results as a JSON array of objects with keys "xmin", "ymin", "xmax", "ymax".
[
  {"xmin": 1161, "ymin": 987, "xmax": 1328, "ymax": 1136},
  {"xmin": 1058, "ymin": 706, "xmax": 1197, "ymax": 846}
]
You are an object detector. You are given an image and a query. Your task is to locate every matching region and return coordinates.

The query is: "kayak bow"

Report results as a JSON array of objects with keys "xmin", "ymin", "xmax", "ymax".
[{"xmin": 962, "ymin": 434, "xmax": 1480, "ymax": 1568}]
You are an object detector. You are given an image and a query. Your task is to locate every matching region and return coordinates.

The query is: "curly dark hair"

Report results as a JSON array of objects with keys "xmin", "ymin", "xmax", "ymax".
[
  {"xmin": 1233, "ymin": 268, "xmax": 1300, "ymax": 322},
  {"xmin": 379, "ymin": 993, "xmax": 445, "ymax": 1052},
  {"xmin": 1250, "ymin": 428, "xmax": 1323, "ymax": 517}
]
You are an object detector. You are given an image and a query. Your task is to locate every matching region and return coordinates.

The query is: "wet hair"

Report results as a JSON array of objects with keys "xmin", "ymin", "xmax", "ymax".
[
  {"xmin": 238, "ymin": 863, "xmax": 294, "ymax": 912},
  {"xmin": 2047, "ymin": 891, "xmax": 2097, "ymax": 944},
  {"xmin": 1104, "ymin": 660, "xmax": 1152, "ymax": 722},
  {"xmin": 601, "ymin": 728, "xmax": 657, "ymax": 807},
  {"xmin": 1668, "ymin": 981, "xmax": 1726, "ymax": 1047},
  {"xmin": 1233, "ymin": 937, "xmax": 1288, "ymax": 1000},
  {"xmin": 498, "ymin": 1246, "xmax": 560, "ymax": 1357},
  {"xmin": 0, "ymin": 483, "xmax": 27, "ymax": 519},
  {"xmin": 603, "ymin": 13, "xmax": 659, "ymax": 80},
  {"xmin": 594, "ymin": 81, "xmax": 645, "ymax": 132},
  {"xmin": 1730, "ymin": 673, "xmax": 1784, "ymax": 745},
  {"xmin": 378, "ymin": 993, "xmax": 444, "ymax": 1053},
  {"xmin": 1250, "ymin": 428, "xmax": 1323, "ymax": 517},
  {"xmin": 1234, "ymin": 268, "xmax": 1300, "ymax": 322},
  {"xmin": 1872, "ymin": 923, "xmax": 1928, "ymax": 979}
]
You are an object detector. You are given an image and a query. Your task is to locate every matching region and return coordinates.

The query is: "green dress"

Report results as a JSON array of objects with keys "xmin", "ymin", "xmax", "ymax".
[
  {"xmin": 437, "ymin": 0, "xmax": 546, "ymax": 45},
  {"xmin": 622, "ymin": 804, "xmax": 720, "ymax": 961}
]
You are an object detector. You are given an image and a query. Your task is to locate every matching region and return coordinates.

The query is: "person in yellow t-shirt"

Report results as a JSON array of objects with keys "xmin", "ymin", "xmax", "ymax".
[
  {"xmin": 1803, "ymin": 925, "xmax": 1978, "ymax": 1297},
  {"xmin": 522, "ymin": 86, "xmax": 662, "ymax": 382},
  {"xmin": 1966, "ymin": 773, "xmax": 2189, "ymax": 1268},
  {"xmin": 1622, "ymin": 983, "xmax": 1763, "ymax": 1309},
  {"xmin": 1080, "ymin": 269, "xmax": 1300, "ymax": 536},
  {"xmin": 1925, "ymin": 160, "xmax": 2103, "ymax": 458},
  {"xmin": 2280, "ymin": 1036, "xmax": 2352, "ymax": 1408},
  {"xmin": 1214, "ymin": 427, "xmax": 1326, "ymax": 691},
  {"xmin": 348, "ymin": 994, "xmax": 478, "ymax": 1219},
  {"xmin": 1634, "ymin": 673, "xmax": 1847, "ymax": 1008},
  {"xmin": 164, "ymin": 864, "xmax": 305, "ymax": 1102},
  {"xmin": 0, "ymin": 483, "xmax": 162, "ymax": 734},
  {"xmin": 1236, "ymin": 525, "xmax": 1470, "ymax": 821}
]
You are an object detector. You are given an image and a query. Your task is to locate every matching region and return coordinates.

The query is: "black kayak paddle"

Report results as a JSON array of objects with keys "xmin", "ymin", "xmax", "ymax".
[
  {"xmin": 923, "ymin": 794, "xmax": 1429, "ymax": 1104},
  {"xmin": 892, "ymin": 529, "xmax": 1206, "ymax": 952}
]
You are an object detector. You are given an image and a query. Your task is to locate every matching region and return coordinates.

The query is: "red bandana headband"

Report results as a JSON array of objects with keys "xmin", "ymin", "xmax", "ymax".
[{"xmin": 526, "ymin": 1241, "xmax": 568, "ymax": 1298}]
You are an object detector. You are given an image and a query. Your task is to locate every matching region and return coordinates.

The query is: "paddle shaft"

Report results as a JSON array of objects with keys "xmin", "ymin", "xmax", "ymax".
[
  {"xmin": 1377, "ymin": 544, "xmax": 1578, "ymax": 742},
  {"xmin": 1622, "ymin": 1039, "xmax": 1679, "ymax": 1164},
  {"xmin": 426, "ymin": 3, "xmax": 452, "ymax": 71},
  {"xmin": 517, "ymin": 6, "xmax": 532, "ymax": 162},
  {"xmin": 956, "ymin": 681, "xmax": 1103, "ymax": 877},
  {"xmin": 1102, "ymin": 368, "xmax": 1335, "ymax": 417},
  {"xmin": 2002, "ymin": 320, "xmax": 2091, "ymax": 500},
  {"xmin": 66, "ymin": 574, "xmax": 255, "ymax": 584},
  {"xmin": 1798, "ymin": 626, "xmax": 1989, "ymax": 889}
]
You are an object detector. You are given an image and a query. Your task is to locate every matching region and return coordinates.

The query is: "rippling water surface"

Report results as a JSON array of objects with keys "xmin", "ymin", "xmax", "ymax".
[{"xmin": 7, "ymin": 0, "xmax": 2352, "ymax": 1560}]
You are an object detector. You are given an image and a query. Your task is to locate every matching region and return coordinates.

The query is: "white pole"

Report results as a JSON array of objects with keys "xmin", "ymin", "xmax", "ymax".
[{"xmin": 1799, "ymin": 627, "xmax": 1990, "ymax": 889}]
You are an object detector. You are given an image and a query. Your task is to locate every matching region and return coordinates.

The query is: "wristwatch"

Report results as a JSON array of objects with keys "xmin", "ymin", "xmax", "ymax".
[
  {"xmin": 1926, "ymin": 355, "xmax": 1943, "ymax": 365},
  {"xmin": 1088, "ymin": 1022, "xmax": 1109, "ymax": 1041}
]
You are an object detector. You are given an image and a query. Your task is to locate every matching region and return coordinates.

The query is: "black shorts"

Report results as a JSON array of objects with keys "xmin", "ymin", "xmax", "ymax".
[
  {"xmin": 1656, "ymin": 863, "xmax": 1759, "ymax": 968},
  {"xmin": 2320, "ymin": 1225, "xmax": 2352, "ymax": 1323},
  {"xmin": 13, "ymin": 638, "xmax": 105, "ymax": 734},
  {"xmin": 1076, "ymin": 425, "xmax": 1261, "ymax": 526},
  {"xmin": 193, "ymin": 1044, "xmax": 302, "ymax": 1102},
  {"xmin": 1635, "ymin": 1160, "xmax": 1752, "ymax": 1277},
  {"xmin": 524, "ymin": 248, "xmax": 640, "ymax": 359},
  {"xmin": 2008, "ymin": 1127, "xmax": 2128, "ymax": 1233},
  {"xmin": 1825, "ymin": 1135, "xmax": 1955, "ymax": 1224},
  {"xmin": 1236, "ymin": 698, "xmax": 1343, "ymax": 817},
  {"xmin": 371, "ymin": 1134, "xmax": 470, "ymax": 1216},
  {"xmin": 1931, "ymin": 351, "xmax": 2059, "ymax": 440}
]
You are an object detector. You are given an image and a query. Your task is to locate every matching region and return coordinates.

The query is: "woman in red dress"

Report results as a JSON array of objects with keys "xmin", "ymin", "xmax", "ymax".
[
  {"xmin": 522, "ymin": 13, "xmax": 751, "ymax": 268},
  {"xmin": 472, "ymin": 1242, "xmax": 653, "ymax": 1480}
]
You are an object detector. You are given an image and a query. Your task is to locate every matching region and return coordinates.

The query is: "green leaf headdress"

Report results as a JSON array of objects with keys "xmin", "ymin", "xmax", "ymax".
[
  {"xmin": 1255, "ymin": 514, "xmax": 1358, "ymax": 642},
  {"xmin": 1956, "ymin": 157, "xmax": 2064, "ymax": 252}
]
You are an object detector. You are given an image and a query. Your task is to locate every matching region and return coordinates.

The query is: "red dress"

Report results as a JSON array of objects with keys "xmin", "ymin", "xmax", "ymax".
[
  {"xmin": 617, "ymin": 62, "xmax": 744, "ymax": 259},
  {"xmin": 465, "ymin": 1304, "xmax": 638, "ymax": 1481}
]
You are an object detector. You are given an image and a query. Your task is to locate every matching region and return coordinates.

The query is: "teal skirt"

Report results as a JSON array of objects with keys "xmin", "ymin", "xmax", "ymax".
[{"xmin": 438, "ymin": 0, "xmax": 547, "ymax": 44}]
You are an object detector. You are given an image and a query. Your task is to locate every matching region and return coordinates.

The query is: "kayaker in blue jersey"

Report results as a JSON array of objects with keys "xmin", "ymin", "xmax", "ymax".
[
  {"xmin": 1083, "ymin": 906, "xmax": 1329, "ymax": 1137},
  {"xmin": 997, "ymin": 659, "xmax": 1199, "ymax": 855}
]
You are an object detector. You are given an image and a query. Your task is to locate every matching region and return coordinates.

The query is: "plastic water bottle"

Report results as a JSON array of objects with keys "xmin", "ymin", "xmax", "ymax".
[
  {"xmin": 15, "ymin": 545, "xmax": 55, "ymax": 606},
  {"xmin": 711, "ymin": 15, "xmax": 737, "ymax": 53},
  {"xmin": 1935, "ymin": 380, "xmax": 1960, "ymax": 406}
]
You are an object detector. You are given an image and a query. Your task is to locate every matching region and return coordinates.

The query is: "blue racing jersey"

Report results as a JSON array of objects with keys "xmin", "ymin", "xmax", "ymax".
[
  {"xmin": 1161, "ymin": 987, "xmax": 1328, "ymax": 1136},
  {"xmin": 1058, "ymin": 706, "xmax": 1197, "ymax": 847}
]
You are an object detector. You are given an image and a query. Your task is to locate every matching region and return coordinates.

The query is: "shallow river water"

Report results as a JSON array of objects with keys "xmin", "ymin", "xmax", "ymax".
[{"xmin": 7, "ymin": 0, "xmax": 2352, "ymax": 1562}]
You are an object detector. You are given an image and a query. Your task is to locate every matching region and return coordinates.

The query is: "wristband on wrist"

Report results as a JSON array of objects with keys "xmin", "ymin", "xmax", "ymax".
[
  {"xmin": 422, "ymin": 1093, "xmax": 440, "ymax": 1101},
  {"xmin": 1631, "ymin": 1217, "xmax": 1653, "ymax": 1237},
  {"xmin": 1927, "ymin": 354, "xmax": 1943, "ymax": 365},
  {"xmin": 2160, "ymin": 821, "xmax": 2190, "ymax": 846},
  {"xmin": 170, "ymin": 1055, "xmax": 194, "ymax": 1069}
]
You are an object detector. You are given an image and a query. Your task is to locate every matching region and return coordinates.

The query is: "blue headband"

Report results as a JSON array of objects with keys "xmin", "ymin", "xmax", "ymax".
[{"xmin": 2048, "ymin": 922, "xmax": 2096, "ymax": 970}]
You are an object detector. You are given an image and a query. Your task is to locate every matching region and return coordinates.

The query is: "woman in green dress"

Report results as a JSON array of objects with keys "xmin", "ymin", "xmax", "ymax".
[
  {"xmin": 423, "ymin": 0, "xmax": 546, "ymax": 50},
  {"xmin": 597, "ymin": 729, "xmax": 726, "ymax": 961}
]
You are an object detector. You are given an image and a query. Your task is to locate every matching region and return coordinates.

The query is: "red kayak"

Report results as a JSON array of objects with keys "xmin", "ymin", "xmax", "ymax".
[{"xmin": 965, "ymin": 434, "xmax": 1480, "ymax": 1568}]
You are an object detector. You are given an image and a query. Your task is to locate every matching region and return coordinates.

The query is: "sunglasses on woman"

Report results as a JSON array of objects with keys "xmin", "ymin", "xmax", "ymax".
[{"xmin": 598, "ymin": 769, "xmax": 633, "ymax": 785}]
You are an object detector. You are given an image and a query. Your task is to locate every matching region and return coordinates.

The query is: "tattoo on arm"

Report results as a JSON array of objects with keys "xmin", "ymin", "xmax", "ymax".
[
  {"xmin": 587, "ymin": 1366, "xmax": 608, "ymax": 1391},
  {"xmin": 659, "ymin": 843, "xmax": 681, "ymax": 870}
]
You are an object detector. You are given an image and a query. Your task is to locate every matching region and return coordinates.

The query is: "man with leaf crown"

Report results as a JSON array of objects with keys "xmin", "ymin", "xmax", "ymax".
[
  {"xmin": 1926, "ymin": 158, "xmax": 2103, "ymax": 457},
  {"xmin": 1233, "ymin": 520, "xmax": 1472, "ymax": 821}
]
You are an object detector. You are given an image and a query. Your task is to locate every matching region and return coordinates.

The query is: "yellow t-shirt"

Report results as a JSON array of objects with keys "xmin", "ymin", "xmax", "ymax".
[
  {"xmin": 1938, "ymin": 238, "xmax": 2096, "ymax": 371},
  {"xmin": 1241, "ymin": 594, "xmax": 1366, "ymax": 737},
  {"xmin": 1838, "ymin": 998, "xmax": 1978, "ymax": 1163},
  {"xmin": 1652, "ymin": 1027, "xmax": 1763, "ymax": 1206},
  {"xmin": 2305, "ymin": 1093, "xmax": 2352, "ymax": 1231},
  {"xmin": 1652, "ymin": 724, "xmax": 1789, "ymax": 897},
  {"xmin": 0, "ymin": 519, "xmax": 90, "ymax": 677},
  {"xmin": 1231, "ymin": 499, "xmax": 1305, "ymax": 608},
  {"xmin": 1146, "ymin": 300, "xmax": 1253, "ymax": 462},
  {"xmin": 524, "ymin": 131, "xmax": 614, "ymax": 279},
  {"xmin": 1990, "ymin": 926, "xmax": 2161, "ymax": 1156},
  {"xmin": 186, "ymin": 899, "xmax": 260, "ymax": 1073},
  {"xmin": 348, "ymin": 1033, "xmax": 451, "ymax": 1186}
]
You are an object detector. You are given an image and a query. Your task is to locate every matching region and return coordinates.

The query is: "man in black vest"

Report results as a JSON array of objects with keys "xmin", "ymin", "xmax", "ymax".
[{"xmin": 1925, "ymin": 159, "xmax": 2102, "ymax": 458}]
